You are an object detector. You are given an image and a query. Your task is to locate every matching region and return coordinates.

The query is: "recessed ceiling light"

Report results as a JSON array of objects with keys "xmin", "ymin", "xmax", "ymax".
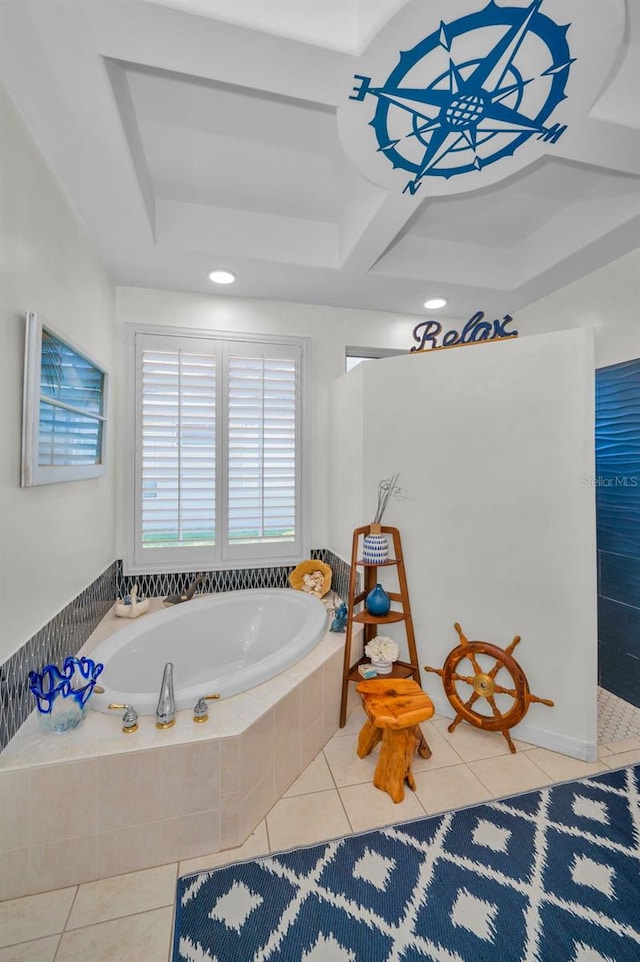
[
  {"xmin": 423, "ymin": 298, "xmax": 447, "ymax": 310},
  {"xmin": 208, "ymin": 270, "xmax": 236, "ymax": 285}
]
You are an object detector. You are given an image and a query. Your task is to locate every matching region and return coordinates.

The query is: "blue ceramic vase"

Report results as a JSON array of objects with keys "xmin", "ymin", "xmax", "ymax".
[
  {"xmin": 365, "ymin": 583, "xmax": 391, "ymax": 617},
  {"xmin": 362, "ymin": 533, "xmax": 389, "ymax": 564}
]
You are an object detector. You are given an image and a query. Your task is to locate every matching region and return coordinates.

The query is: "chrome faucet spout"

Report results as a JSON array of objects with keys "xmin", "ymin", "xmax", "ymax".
[{"xmin": 156, "ymin": 662, "xmax": 176, "ymax": 729}]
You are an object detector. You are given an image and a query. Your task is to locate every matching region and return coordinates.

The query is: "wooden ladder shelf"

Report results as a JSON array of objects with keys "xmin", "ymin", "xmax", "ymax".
[{"xmin": 339, "ymin": 525, "xmax": 421, "ymax": 727}]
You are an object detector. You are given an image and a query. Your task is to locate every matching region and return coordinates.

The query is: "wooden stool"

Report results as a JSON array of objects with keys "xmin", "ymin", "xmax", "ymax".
[{"xmin": 356, "ymin": 678, "xmax": 434, "ymax": 803}]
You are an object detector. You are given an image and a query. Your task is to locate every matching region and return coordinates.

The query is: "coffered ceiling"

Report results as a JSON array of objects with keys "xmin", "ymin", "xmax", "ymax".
[{"xmin": 1, "ymin": 0, "xmax": 638, "ymax": 320}]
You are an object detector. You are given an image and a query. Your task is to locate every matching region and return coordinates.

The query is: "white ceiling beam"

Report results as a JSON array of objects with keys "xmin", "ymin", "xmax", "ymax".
[
  {"xmin": 82, "ymin": 0, "xmax": 353, "ymax": 108},
  {"xmin": 104, "ymin": 59, "xmax": 156, "ymax": 237},
  {"xmin": 552, "ymin": 117, "xmax": 640, "ymax": 177},
  {"xmin": 510, "ymin": 216, "xmax": 640, "ymax": 320},
  {"xmin": 338, "ymin": 112, "xmax": 640, "ymax": 275},
  {"xmin": 373, "ymin": 234, "xmax": 519, "ymax": 289},
  {"xmin": 156, "ymin": 200, "xmax": 338, "ymax": 267},
  {"xmin": 514, "ymin": 183, "xmax": 640, "ymax": 285},
  {"xmin": 339, "ymin": 190, "xmax": 424, "ymax": 271}
]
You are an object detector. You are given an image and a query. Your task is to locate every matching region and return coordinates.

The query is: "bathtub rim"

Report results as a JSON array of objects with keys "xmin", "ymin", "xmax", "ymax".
[{"xmin": 88, "ymin": 588, "xmax": 328, "ymax": 714}]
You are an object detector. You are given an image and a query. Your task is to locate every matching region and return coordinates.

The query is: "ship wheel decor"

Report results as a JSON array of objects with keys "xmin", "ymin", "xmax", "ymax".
[{"xmin": 424, "ymin": 623, "xmax": 554, "ymax": 753}]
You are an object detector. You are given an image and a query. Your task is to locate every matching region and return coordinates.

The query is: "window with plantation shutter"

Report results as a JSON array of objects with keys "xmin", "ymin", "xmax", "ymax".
[{"xmin": 126, "ymin": 327, "xmax": 309, "ymax": 572}]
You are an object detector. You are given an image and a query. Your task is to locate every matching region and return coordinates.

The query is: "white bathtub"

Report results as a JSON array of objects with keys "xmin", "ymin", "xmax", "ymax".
[{"xmin": 89, "ymin": 589, "xmax": 328, "ymax": 715}]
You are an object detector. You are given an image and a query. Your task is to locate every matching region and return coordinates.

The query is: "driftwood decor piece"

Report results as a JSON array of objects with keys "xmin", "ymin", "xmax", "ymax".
[
  {"xmin": 424, "ymin": 623, "xmax": 554, "ymax": 753},
  {"xmin": 356, "ymin": 678, "xmax": 434, "ymax": 803}
]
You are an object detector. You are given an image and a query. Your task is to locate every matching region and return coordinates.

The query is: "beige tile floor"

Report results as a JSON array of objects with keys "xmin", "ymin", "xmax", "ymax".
[{"xmin": 1, "ymin": 707, "xmax": 639, "ymax": 962}]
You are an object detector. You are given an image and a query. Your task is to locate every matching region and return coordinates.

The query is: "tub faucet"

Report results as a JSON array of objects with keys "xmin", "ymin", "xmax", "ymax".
[
  {"xmin": 156, "ymin": 662, "xmax": 176, "ymax": 729},
  {"xmin": 193, "ymin": 693, "xmax": 221, "ymax": 724},
  {"xmin": 108, "ymin": 703, "xmax": 139, "ymax": 734}
]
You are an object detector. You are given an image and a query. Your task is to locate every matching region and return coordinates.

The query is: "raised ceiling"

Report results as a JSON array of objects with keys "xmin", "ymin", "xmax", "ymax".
[{"xmin": 0, "ymin": 0, "xmax": 638, "ymax": 320}]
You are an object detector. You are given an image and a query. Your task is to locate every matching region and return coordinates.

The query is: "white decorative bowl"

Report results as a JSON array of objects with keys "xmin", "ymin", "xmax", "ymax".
[{"xmin": 370, "ymin": 657, "xmax": 393, "ymax": 675}]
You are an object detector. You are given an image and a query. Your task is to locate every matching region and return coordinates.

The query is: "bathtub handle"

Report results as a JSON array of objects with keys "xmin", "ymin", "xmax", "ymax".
[
  {"xmin": 108, "ymin": 703, "xmax": 139, "ymax": 734},
  {"xmin": 193, "ymin": 694, "xmax": 221, "ymax": 724}
]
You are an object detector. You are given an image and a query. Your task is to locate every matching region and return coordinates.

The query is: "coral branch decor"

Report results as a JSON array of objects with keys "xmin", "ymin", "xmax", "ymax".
[
  {"xmin": 373, "ymin": 472, "xmax": 402, "ymax": 526},
  {"xmin": 362, "ymin": 473, "xmax": 406, "ymax": 563},
  {"xmin": 29, "ymin": 656, "xmax": 104, "ymax": 734},
  {"xmin": 424, "ymin": 623, "xmax": 554, "ymax": 753}
]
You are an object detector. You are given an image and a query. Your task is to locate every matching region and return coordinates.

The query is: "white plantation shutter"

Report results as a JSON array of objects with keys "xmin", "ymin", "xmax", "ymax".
[
  {"xmin": 227, "ymin": 347, "xmax": 298, "ymax": 547},
  {"xmin": 129, "ymin": 328, "xmax": 308, "ymax": 572},
  {"xmin": 141, "ymin": 347, "xmax": 216, "ymax": 549}
]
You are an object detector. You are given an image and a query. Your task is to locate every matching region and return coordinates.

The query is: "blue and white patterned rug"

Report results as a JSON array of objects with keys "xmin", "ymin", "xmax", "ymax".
[{"xmin": 174, "ymin": 765, "xmax": 640, "ymax": 962}]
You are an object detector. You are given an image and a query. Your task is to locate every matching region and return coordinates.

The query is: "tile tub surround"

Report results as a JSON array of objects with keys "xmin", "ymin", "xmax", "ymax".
[
  {"xmin": 0, "ymin": 550, "xmax": 351, "ymax": 754},
  {"xmin": 0, "ymin": 600, "xmax": 350, "ymax": 901}
]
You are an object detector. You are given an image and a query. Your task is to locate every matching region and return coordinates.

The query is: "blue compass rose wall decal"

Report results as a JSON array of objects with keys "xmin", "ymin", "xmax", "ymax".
[
  {"xmin": 353, "ymin": 0, "xmax": 573, "ymax": 194},
  {"xmin": 337, "ymin": 0, "xmax": 625, "ymax": 197}
]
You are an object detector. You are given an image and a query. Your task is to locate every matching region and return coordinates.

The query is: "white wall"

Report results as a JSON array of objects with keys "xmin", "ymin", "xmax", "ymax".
[
  {"xmin": 330, "ymin": 329, "xmax": 598, "ymax": 760},
  {"xmin": 0, "ymin": 83, "xmax": 116, "ymax": 664},
  {"xmin": 519, "ymin": 248, "xmax": 640, "ymax": 368},
  {"xmin": 329, "ymin": 366, "xmax": 365, "ymax": 557},
  {"xmin": 115, "ymin": 286, "xmax": 415, "ymax": 554}
]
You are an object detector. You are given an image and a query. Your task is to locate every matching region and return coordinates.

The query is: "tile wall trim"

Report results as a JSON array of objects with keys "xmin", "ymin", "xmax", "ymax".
[{"xmin": 115, "ymin": 549, "xmax": 350, "ymax": 604}]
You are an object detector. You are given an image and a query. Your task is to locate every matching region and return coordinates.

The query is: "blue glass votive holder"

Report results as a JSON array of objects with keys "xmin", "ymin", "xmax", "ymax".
[{"xmin": 29, "ymin": 656, "xmax": 104, "ymax": 734}]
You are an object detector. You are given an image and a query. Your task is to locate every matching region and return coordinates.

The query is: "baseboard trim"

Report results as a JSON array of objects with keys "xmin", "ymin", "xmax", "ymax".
[{"xmin": 429, "ymin": 693, "xmax": 598, "ymax": 762}]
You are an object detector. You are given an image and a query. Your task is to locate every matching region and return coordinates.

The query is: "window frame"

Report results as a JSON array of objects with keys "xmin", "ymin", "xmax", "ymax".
[
  {"xmin": 123, "ymin": 323, "xmax": 310, "ymax": 574},
  {"xmin": 21, "ymin": 312, "xmax": 108, "ymax": 486}
]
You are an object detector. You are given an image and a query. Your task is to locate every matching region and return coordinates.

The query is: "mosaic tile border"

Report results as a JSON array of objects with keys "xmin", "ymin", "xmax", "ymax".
[
  {"xmin": 0, "ymin": 550, "xmax": 351, "ymax": 753},
  {"xmin": 115, "ymin": 549, "xmax": 351, "ymax": 609},
  {"xmin": 0, "ymin": 564, "xmax": 117, "ymax": 752},
  {"xmin": 322, "ymin": 550, "xmax": 351, "ymax": 604}
]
